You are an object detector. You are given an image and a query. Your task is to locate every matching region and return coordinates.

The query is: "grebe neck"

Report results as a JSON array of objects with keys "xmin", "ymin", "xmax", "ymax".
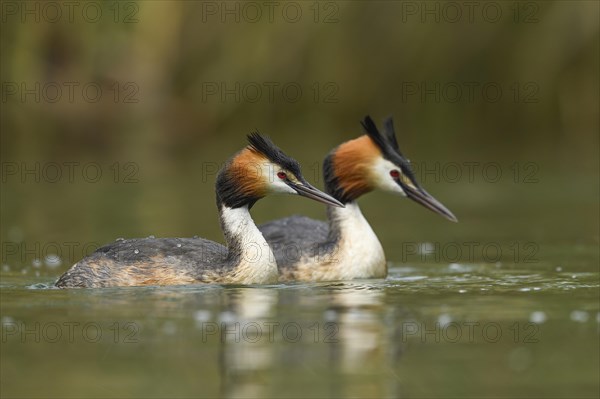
[{"xmin": 218, "ymin": 205, "xmax": 278, "ymax": 284}]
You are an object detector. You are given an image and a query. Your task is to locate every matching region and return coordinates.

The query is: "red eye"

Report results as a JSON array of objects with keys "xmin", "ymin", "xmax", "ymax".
[
  {"xmin": 277, "ymin": 171, "xmax": 287, "ymax": 180},
  {"xmin": 390, "ymin": 170, "xmax": 400, "ymax": 178}
]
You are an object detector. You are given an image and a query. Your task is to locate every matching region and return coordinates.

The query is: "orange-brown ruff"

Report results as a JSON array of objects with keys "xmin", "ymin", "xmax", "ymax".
[
  {"xmin": 226, "ymin": 147, "xmax": 269, "ymax": 198},
  {"xmin": 331, "ymin": 135, "xmax": 380, "ymax": 199}
]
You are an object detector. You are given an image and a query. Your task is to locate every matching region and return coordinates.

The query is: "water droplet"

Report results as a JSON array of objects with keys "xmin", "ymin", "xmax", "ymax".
[
  {"xmin": 437, "ymin": 313, "xmax": 452, "ymax": 327},
  {"xmin": 418, "ymin": 242, "xmax": 434, "ymax": 255},
  {"xmin": 193, "ymin": 310, "xmax": 211, "ymax": 323},
  {"xmin": 323, "ymin": 310, "xmax": 337, "ymax": 322},
  {"xmin": 570, "ymin": 310, "xmax": 589, "ymax": 323},
  {"xmin": 147, "ymin": 235, "xmax": 155, "ymax": 239},
  {"xmin": 176, "ymin": 243, "xmax": 182, "ymax": 248},
  {"xmin": 519, "ymin": 287, "xmax": 531, "ymax": 292},
  {"xmin": 134, "ymin": 249, "xmax": 139, "ymax": 254},
  {"xmin": 115, "ymin": 237, "xmax": 124, "ymax": 242},
  {"xmin": 219, "ymin": 311, "xmax": 237, "ymax": 324},
  {"xmin": 44, "ymin": 254, "xmax": 62, "ymax": 269},
  {"xmin": 529, "ymin": 311, "xmax": 546, "ymax": 324},
  {"xmin": 449, "ymin": 263, "xmax": 471, "ymax": 272},
  {"xmin": 458, "ymin": 289, "xmax": 467, "ymax": 293},
  {"xmin": 32, "ymin": 259, "xmax": 42, "ymax": 268},
  {"xmin": 555, "ymin": 266, "xmax": 562, "ymax": 272},
  {"xmin": 533, "ymin": 287, "xmax": 541, "ymax": 291},
  {"xmin": 193, "ymin": 235, "xmax": 199, "ymax": 239},
  {"xmin": 2, "ymin": 264, "xmax": 10, "ymax": 272}
]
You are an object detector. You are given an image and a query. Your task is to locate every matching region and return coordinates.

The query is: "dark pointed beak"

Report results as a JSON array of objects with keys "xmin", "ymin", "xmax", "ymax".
[
  {"xmin": 288, "ymin": 182, "xmax": 344, "ymax": 208},
  {"xmin": 401, "ymin": 184, "xmax": 458, "ymax": 222}
]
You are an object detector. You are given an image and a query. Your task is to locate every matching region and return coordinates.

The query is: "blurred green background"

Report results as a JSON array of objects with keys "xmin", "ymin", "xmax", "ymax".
[
  {"xmin": 1, "ymin": 1, "xmax": 599, "ymax": 398},
  {"xmin": 1, "ymin": 0, "xmax": 598, "ymax": 260}
]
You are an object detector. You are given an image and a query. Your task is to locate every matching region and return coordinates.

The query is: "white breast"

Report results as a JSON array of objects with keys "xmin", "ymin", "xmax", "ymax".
[
  {"xmin": 293, "ymin": 202, "xmax": 387, "ymax": 281},
  {"xmin": 331, "ymin": 202, "xmax": 387, "ymax": 279}
]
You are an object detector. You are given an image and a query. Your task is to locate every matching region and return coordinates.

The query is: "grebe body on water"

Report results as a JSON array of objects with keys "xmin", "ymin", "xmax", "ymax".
[
  {"xmin": 55, "ymin": 133, "xmax": 342, "ymax": 288},
  {"xmin": 259, "ymin": 116, "xmax": 457, "ymax": 282}
]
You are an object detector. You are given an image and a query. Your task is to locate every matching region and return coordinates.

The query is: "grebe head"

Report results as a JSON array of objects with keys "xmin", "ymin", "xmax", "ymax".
[
  {"xmin": 216, "ymin": 132, "xmax": 343, "ymax": 209},
  {"xmin": 324, "ymin": 116, "xmax": 457, "ymax": 222}
]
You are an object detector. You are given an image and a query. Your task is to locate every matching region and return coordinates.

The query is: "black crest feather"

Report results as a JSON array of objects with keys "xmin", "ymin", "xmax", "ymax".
[
  {"xmin": 361, "ymin": 116, "xmax": 390, "ymax": 156},
  {"xmin": 383, "ymin": 117, "xmax": 401, "ymax": 154},
  {"xmin": 361, "ymin": 115, "xmax": 405, "ymax": 160},
  {"xmin": 247, "ymin": 132, "xmax": 302, "ymax": 178},
  {"xmin": 361, "ymin": 115, "xmax": 419, "ymax": 187}
]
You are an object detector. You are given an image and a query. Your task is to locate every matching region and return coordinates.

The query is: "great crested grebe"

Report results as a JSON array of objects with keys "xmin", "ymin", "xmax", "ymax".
[
  {"xmin": 55, "ymin": 133, "xmax": 343, "ymax": 288},
  {"xmin": 259, "ymin": 116, "xmax": 457, "ymax": 282}
]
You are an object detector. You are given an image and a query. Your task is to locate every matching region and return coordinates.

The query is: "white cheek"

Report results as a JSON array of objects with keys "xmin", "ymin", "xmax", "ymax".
[
  {"xmin": 371, "ymin": 158, "xmax": 406, "ymax": 196},
  {"xmin": 270, "ymin": 179, "xmax": 297, "ymax": 194},
  {"xmin": 259, "ymin": 162, "xmax": 297, "ymax": 195}
]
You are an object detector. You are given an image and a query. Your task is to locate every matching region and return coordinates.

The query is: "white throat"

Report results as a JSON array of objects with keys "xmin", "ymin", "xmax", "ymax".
[
  {"xmin": 220, "ymin": 206, "xmax": 278, "ymax": 284},
  {"xmin": 328, "ymin": 202, "xmax": 387, "ymax": 279}
]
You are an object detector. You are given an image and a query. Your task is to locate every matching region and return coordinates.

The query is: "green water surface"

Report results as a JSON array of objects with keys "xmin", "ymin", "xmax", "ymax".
[{"xmin": 1, "ymin": 239, "xmax": 598, "ymax": 398}]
